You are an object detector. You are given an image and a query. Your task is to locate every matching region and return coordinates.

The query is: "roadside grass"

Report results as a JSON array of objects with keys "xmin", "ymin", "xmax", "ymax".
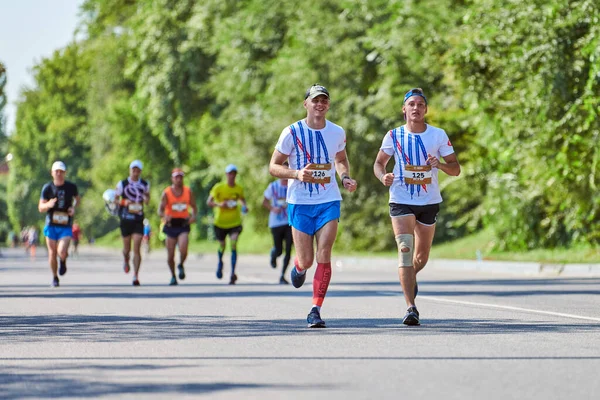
[
  {"xmin": 96, "ymin": 223, "xmax": 600, "ymax": 264},
  {"xmin": 431, "ymin": 229, "xmax": 600, "ymax": 263}
]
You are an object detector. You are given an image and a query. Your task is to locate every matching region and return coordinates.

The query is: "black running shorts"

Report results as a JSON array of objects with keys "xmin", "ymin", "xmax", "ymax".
[
  {"xmin": 120, "ymin": 219, "xmax": 144, "ymax": 237},
  {"xmin": 389, "ymin": 203, "xmax": 440, "ymax": 225},
  {"xmin": 162, "ymin": 224, "xmax": 191, "ymax": 239},
  {"xmin": 214, "ymin": 225, "xmax": 243, "ymax": 241}
]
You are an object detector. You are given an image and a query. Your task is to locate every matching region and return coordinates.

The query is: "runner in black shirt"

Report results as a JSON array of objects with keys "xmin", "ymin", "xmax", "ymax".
[{"xmin": 38, "ymin": 161, "xmax": 80, "ymax": 287}]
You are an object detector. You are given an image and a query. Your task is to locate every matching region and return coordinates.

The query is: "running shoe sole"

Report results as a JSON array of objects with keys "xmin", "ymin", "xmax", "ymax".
[
  {"xmin": 403, "ymin": 312, "xmax": 420, "ymax": 326},
  {"xmin": 307, "ymin": 308, "xmax": 326, "ymax": 328},
  {"xmin": 290, "ymin": 267, "xmax": 306, "ymax": 288},
  {"xmin": 59, "ymin": 261, "xmax": 67, "ymax": 276}
]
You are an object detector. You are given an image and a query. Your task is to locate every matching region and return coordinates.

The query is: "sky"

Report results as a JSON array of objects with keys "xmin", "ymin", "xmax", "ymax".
[{"xmin": 0, "ymin": 0, "xmax": 83, "ymax": 134}]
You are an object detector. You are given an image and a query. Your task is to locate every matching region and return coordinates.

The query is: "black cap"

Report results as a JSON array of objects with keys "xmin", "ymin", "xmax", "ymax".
[{"xmin": 304, "ymin": 84, "xmax": 330, "ymax": 100}]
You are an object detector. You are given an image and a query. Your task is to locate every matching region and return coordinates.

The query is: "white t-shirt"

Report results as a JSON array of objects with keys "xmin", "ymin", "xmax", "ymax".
[
  {"xmin": 380, "ymin": 124, "xmax": 454, "ymax": 205},
  {"xmin": 263, "ymin": 180, "xmax": 289, "ymax": 228},
  {"xmin": 275, "ymin": 119, "xmax": 346, "ymax": 205}
]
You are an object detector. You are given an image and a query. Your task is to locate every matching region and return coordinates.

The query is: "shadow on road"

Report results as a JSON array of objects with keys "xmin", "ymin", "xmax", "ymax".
[
  {"xmin": 1, "ymin": 314, "xmax": 599, "ymax": 344},
  {"xmin": 0, "ymin": 364, "xmax": 306, "ymax": 400}
]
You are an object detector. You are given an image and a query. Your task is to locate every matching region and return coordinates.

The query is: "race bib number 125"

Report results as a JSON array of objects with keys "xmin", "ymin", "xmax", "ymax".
[{"xmin": 403, "ymin": 165, "xmax": 432, "ymax": 185}]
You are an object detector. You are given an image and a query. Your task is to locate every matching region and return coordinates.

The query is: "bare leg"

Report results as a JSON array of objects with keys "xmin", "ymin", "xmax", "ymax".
[
  {"xmin": 177, "ymin": 232, "xmax": 189, "ymax": 265},
  {"xmin": 314, "ymin": 220, "xmax": 338, "ymax": 264},
  {"xmin": 131, "ymin": 233, "xmax": 143, "ymax": 277},
  {"xmin": 413, "ymin": 222, "xmax": 436, "ymax": 274},
  {"xmin": 57, "ymin": 238, "xmax": 71, "ymax": 263},
  {"xmin": 45, "ymin": 238, "xmax": 58, "ymax": 277},
  {"xmin": 392, "ymin": 216, "xmax": 417, "ymax": 307},
  {"xmin": 166, "ymin": 236, "xmax": 177, "ymax": 277},
  {"xmin": 292, "ymin": 228, "xmax": 314, "ymax": 270},
  {"xmin": 122, "ymin": 235, "xmax": 131, "ymax": 272}
]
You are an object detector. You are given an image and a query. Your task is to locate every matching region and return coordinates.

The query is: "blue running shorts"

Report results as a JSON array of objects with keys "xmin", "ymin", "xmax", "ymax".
[
  {"xmin": 44, "ymin": 225, "xmax": 73, "ymax": 241},
  {"xmin": 288, "ymin": 201, "xmax": 341, "ymax": 236}
]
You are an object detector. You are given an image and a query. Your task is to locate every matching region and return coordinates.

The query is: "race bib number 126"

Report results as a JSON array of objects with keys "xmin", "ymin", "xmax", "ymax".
[{"xmin": 308, "ymin": 163, "xmax": 332, "ymax": 184}]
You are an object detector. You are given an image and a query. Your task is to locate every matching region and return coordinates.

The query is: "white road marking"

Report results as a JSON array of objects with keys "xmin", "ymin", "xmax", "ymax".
[{"xmin": 417, "ymin": 295, "xmax": 600, "ymax": 322}]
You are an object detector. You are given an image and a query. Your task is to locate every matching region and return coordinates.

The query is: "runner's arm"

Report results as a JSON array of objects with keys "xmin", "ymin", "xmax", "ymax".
[
  {"xmin": 335, "ymin": 149, "xmax": 357, "ymax": 192},
  {"xmin": 207, "ymin": 194, "xmax": 221, "ymax": 208},
  {"xmin": 262, "ymin": 197, "xmax": 272, "ymax": 211},
  {"xmin": 374, "ymin": 150, "xmax": 395, "ymax": 186},
  {"xmin": 114, "ymin": 181, "xmax": 125, "ymax": 205},
  {"xmin": 334, "ymin": 149, "xmax": 351, "ymax": 181},
  {"xmin": 38, "ymin": 198, "xmax": 57, "ymax": 212},
  {"xmin": 437, "ymin": 153, "xmax": 461, "ymax": 176},
  {"xmin": 158, "ymin": 191, "xmax": 167, "ymax": 218},
  {"xmin": 68, "ymin": 195, "xmax": 81, "ymax": 216},
  {"xmin": 38, "ymin": 185, "xmax": 57, "ymax": 212},
  {"xmin": 269, "ymin": 150, "xmax": 296, "ymax": 180}
]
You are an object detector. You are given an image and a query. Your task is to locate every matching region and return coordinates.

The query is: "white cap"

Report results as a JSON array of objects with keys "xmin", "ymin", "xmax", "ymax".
[
  {"xmin": 225, "ymin": 164, "xmax": 238, "ymax": 173},
  {"xmin": 51, "ymin": 161, "xmax": 66, "ymax": 171},
  {"xmin": 129, "ymin": 160, "xmax": 143, "ymax": 170}
]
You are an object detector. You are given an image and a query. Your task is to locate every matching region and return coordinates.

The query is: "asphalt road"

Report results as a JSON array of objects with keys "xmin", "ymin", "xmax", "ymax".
[{"xmin": 1, "ymin": 246, "xmax": 599, "ymax": 399}]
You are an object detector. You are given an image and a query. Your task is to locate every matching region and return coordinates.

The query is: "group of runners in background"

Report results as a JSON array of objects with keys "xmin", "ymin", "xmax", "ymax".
[{"xmin": 37, "ymin": 85, "xmax": 460, "ymax": 327}]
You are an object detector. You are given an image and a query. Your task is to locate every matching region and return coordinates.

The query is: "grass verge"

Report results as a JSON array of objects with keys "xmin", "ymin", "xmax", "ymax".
[{"xmin": 97, "ymin": 224, "xmax": 600, "ymax": 264}]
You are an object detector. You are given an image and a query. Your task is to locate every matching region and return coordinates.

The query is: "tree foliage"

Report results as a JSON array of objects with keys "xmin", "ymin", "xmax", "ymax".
[
  {"xmin": 450, "ymin": 0, "xmax": 600, "ymax": 249},
  {"xmin": 5, "ymin": 0, "xmax": 600, "ymax": 251},
  {"xmin": 0, "ymin": 61, "xmax": 9, "ymax": 242}
]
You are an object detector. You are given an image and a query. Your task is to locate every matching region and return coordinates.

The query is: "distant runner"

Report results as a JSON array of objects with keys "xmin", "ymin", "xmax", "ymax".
[
  {"xmin": 38, "ymin": 161, "xmax": 80, "ymax": 287},
  {"xmin": 207, "ymin": 164, "xmax": 248, "ymax": 285},
  {"xmin": 158, "ymin": 168, "xmax": 197, "ymax": 285},
  {"xmin": 115, "ymin": 160, "xmax": 150, "ymax": 286},
  {"xmin": 262, "ymin": 166, "xmax": 293, "ymax": 284}
]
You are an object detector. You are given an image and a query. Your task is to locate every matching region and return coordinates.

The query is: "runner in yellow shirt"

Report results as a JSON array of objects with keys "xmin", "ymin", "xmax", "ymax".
[{"xmin": 207, "ymin": 164, "xmax": 248, "ymax": 284}]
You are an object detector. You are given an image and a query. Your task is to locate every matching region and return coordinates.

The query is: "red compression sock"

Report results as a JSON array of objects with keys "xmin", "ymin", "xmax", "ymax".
[{"xmin": 312, "ymin": 262, "xmax": 332, "ymax": 307}]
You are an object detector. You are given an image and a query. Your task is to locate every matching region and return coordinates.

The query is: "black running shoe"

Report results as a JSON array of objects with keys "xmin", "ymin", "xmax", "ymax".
[
  {"xmin": 169, "ymin": 276, "xmax": 178, "ymax": 286},
  {"xmin": 229, "ymin": 274, "xmax": 237, "ymax": 285},
  {"xmin": 307, "ymin": 307, "xmax": 326, "ymax": 328},
  {"xmin": 270, "ymin": 256, "xmax": 277, "ymax": 269},
  {"xmin": 290, "ymin": 267, "xmax": 306, "ymax": 288},
  {"xmin": 402, "ymin": 306, "xmax": 420, "ymax": 326},
  {"xmin": 132, "ymin": 278, "xmax": 140, "ymax": 286},
  {"xmin": 52, "ymin": 276, "xmax": 59, "ymax": 287},
  {"xmin": 279, "ymin": 276, "xmax": 289, "ymax": 285},
  {"xmin": 177, "ymin": 264, "xmax": 186, "ymax": 280},
  {"xmin": 58, "ymin": 259, "xmax": 67, "ymax": 276}
]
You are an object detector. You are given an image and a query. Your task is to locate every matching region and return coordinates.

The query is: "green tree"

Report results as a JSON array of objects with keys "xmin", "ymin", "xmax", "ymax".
[
  {"xmin": 7, "ymin": 44, "xmax": 92, "ymax": 230},
  {"xmin": 0, "ymin": 61, "xmax": 10, "ymax": 242},
  {"xmin": 451, "ymin": 0, "xmax": 600, "ymax": 249}
]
